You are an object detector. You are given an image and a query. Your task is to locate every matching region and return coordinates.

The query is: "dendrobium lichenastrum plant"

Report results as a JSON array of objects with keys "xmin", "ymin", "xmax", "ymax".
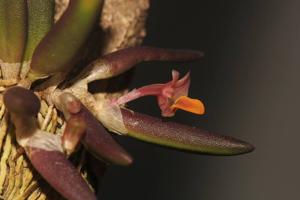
[{"xmin": 0, "ymin": 1, "xmax": 254, "ymax": 200}]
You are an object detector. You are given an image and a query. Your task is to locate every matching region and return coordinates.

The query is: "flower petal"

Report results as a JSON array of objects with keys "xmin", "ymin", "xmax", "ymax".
[
  {"xmin": 171, "ymin": 96, "xmax": 205, "ymax": 115},
  {"xmin": 172, "ymin": 70, "xmax": 190, "ymax": 99}
]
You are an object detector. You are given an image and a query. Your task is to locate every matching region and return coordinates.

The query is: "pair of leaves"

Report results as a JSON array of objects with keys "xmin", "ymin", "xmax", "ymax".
[
  {"xmin": 0, "ymin": 0, "xmax": 54, "ymax": 65},
  {"xmin": 0, "ymin": 0, "xmax": 102, "ymax": 80}
]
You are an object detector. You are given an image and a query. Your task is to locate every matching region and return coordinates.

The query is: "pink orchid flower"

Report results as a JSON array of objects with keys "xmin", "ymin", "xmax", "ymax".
[{"xmin": 114, "ymin": 70, "xmax": 205, "ymax": 117}]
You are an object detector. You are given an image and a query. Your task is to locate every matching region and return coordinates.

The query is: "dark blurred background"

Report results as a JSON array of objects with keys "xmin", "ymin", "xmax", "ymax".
[{"xmin": 101, "ymin": 1, "xmax": 300, "ymax": 200}]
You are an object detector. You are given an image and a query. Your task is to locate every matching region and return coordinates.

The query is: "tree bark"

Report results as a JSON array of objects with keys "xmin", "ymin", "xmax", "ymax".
[{"xmin": 0, "ymin": 0, "xmax": 149, "ymax": 199}]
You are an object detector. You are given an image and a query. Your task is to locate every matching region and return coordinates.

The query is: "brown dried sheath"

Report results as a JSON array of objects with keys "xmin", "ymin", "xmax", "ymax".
[
  {"xmin": 121, "ymin": 108, "xmax": 254, "ymax": 155},
  {"xmin": 26, "ymin": 147, "xmax": 96, "ymax": 200}
]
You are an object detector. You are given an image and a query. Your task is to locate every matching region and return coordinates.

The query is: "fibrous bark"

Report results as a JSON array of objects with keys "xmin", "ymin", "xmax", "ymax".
[{"xmin": 0, "ymin": 0, "xmax": 149, "ymax": 199}]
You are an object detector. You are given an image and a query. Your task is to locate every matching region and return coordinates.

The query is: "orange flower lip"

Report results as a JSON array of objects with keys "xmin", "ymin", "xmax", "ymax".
[{"xmin": 171, "ymin": 96, "xmax": 205, "ymax": 115}]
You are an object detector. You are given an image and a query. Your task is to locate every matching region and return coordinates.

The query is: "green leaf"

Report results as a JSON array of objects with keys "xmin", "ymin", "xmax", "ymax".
[
  {"xmin": 0, "ymin": 0, "xmax": 27, "ymax": 63},
  {"xmin": 22, "ymin": 0, "xmax": 55, "ymax": 62},
  {"xmin": 121, "ymin": 108, "xmax": 254, "ymax": 155},
  {"xmin": 29, "ymin": 0, "xmax": 103, "ymax": 80}
]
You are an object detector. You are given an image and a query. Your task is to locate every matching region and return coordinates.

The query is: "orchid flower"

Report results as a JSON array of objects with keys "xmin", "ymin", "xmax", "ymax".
[{"xmin": 114, "ymin": 70, "xmax": 205, "ymax": 117}]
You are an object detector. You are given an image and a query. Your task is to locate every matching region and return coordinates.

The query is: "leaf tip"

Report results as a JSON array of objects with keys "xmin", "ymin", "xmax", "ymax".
[{"xmin": 3, "ymin": 86, "xmax": 40, "ymax": 116}]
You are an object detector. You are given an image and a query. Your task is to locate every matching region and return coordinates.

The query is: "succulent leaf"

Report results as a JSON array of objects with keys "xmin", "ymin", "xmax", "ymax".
[
  {"xmin": 102, "ymin": 46, "xmax": 204, "ymax": 77},
  {"xmin": 0, "ymin": 0, "xmax": 27, "ymax": 62},
  {"xmin": 4, "ymin": 86, "xmax": 41, "ymax": 148},
  {"xmin": 76, "ymin": 46, "xmax": 204, "ymax": 84},
  {"xmin": 121, "ymin": 108, "xmax": 254, "ymax": 155},
  {"xmin": 3, "ymin": 86, "xmax": 40, "ymax": 116},
  {"xmin": 26, "ymin": 147, "xmax": 96, "ymax": 200},
  {"xmin": 29, "ymin": 0, "xmax": 103, "ymax": 79},
  {"xmin": 79, "ymin": 105, "xmax": 133, "ymax": 166},
  {"xmin": 22, "ymin": 0, "xmax": 55, "ymax": 62},
  {"xmin": 56, "ymin": 92, "xmax": 133, "ymax": 166}
]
